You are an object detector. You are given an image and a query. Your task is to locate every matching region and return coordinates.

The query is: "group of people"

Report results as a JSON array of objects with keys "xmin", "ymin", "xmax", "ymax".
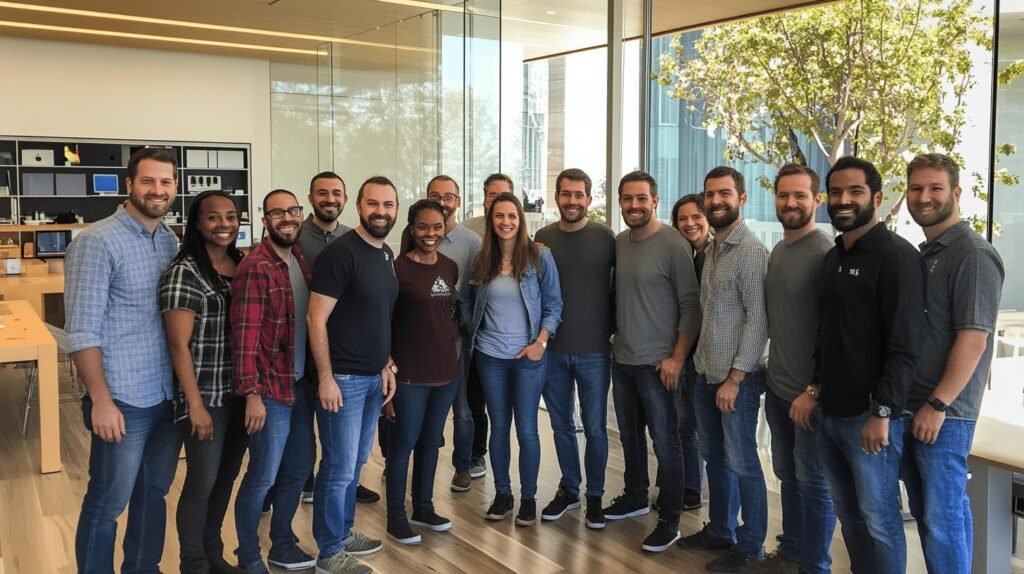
[{"xmin": 64, "ymin": 146, "xmax": 1003, "ymax": 574}]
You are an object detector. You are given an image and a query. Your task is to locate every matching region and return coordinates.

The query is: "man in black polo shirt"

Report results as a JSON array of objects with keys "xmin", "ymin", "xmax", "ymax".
[{"xmin": 814, "ymin": 156, "xmax": 926, "ymax": 574}]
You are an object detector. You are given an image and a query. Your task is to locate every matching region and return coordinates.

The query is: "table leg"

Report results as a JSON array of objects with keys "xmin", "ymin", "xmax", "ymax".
[
  {"xmin": 968, "ymin": 460, "xmax": 1012, "ymax": 573},
  {"xmin": 36, "ymin": 341, "xmax": 61, "ymax": 473}
]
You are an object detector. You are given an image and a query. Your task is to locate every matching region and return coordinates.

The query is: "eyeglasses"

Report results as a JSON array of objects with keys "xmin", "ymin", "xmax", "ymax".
[
  {"xmin": 428, "ymin": 193, "xmax": 460, "ymax": 203},
  {"xmin": 266, "ymin": 206, "xmax": 303, "ymax": 219}
]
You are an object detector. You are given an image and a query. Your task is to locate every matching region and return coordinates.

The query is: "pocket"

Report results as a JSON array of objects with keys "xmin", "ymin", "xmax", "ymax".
[{"xmin": 81, "ymin": 395, "xmax": 93, "ymax": 432}]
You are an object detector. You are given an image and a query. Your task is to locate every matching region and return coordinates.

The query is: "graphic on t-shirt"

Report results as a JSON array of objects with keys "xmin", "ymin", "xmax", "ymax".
[{"xmin": 431, "ymin": 276, "xmax": 451, "ymax": 298}]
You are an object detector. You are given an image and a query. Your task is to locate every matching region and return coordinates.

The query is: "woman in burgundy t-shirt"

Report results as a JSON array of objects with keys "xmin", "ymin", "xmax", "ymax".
[{"xmin": 385, "ymin": 200, "xmax": 460, "ymax": 545}]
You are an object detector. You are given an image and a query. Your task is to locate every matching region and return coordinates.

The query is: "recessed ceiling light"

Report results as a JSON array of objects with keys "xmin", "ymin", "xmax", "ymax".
[{"xmin": 375, "ymin": 0, "xmax": 465, "ymax": 13}]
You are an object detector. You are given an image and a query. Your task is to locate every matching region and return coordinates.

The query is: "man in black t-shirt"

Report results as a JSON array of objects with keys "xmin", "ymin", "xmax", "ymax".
[{"xmin": 307, "ymin": 176, "xmax": 400, "ymax": 574}]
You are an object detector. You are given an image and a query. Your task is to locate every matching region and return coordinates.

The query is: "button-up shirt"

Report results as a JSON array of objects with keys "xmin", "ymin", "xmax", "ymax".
[
  {"xmin": 65, "ymin": 205, "xmax": 178, "ymax": 408},
  {"xmin": 695, "ymin": 219, "xmax": 769, "ymax": 383}
]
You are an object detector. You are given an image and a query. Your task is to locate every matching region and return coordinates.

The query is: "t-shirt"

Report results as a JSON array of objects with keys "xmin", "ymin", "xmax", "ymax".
[
  {"xmin": 765, "ymin": 230, "xmax": 833, "ymax": 402},
  {"xmin": 907, "ymin": 222, "xmax": 1004, "ymax": 420},
  {"xmin": 534, "ymin": 221, "xmax": 615, "ymax": 354},
  {"xmin": 310, "ymin": 231, "xmax": 399, "ymax": 375},
  {"xmin": 391, "ymin": 254, "xmax": 460, "ymax": 384},
  {"xmin": 475, "ymin": 274, "xmax": 531, "ymax": 359},
  {"xmin": 289, "ymin": 256, "xmax": 309, "ymax": 380}
]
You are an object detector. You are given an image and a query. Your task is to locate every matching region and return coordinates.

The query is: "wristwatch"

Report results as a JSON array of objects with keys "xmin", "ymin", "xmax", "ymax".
[
  {"xmin": 927, "ymin": 397, "xmax": 948, "ymax": 413},
  {"xmin": 805, "ymin": 385, "xmax": 819, "ymax": 399},
  {"xmin": 539, "ymin": 340, "xmax": 548, "ymax": 350},
  {"xmin": 871, "ymin": 403, "xmax": 892, "ymax": 419}
]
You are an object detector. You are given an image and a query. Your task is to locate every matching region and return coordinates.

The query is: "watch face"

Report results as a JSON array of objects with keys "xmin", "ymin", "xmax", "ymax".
[{"xmin": 876, "ymin": 405, "xmax": 891, "ymax": 417}]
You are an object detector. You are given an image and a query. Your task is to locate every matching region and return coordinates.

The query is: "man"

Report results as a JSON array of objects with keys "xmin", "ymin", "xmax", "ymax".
[
  {"xmin": 463, "ymin": 172, "xmax": 513, "ymax": 237},
  {"xmin": 308, "ymin": 176, "xmax": 400, "ymax": 574},
  {"xmin": 68, "ymin": 147, "xmax": 182, "ymax": 574},
  {"xmin": 604, "ymin": 170, "xmax": 701, "ymax": 552},
  {"xmin": 425, "ymin": 175, "xmax": 485, "ymax": 492},
  {"xmin": 751, "ymin": 164, "xmax": 836, "ymax": 574},
  {"xmin": 231, "ymin": 189, "xmax": 317, "ymax": 573},
  {"xmin": 683, "ymin": 166, "xmax": 769, "ymax": 573},
  {"xmin": 816, "ymin": 156, "xmax": 926, "ymax": 574},
  {"xmin": 903, "ymin": 153, "xmax": 1004, "ymax": 573},
  {"xmin": 534, "ymin": 168, "xmax": 615, "ymax": 529}
]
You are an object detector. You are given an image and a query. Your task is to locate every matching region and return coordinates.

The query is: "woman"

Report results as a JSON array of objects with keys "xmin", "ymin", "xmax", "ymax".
[
  {"xmin": 670, "ymin": 193, "xmax": 711, "ymax": 510},
  {"xmin": 385, "ymin": 200, "xmax": 461, "ymax": 545},
  {"xmin": 160, "ymin": 190, "xmax": 248, "ymax": 574},
  {"xmin": 464, "ymin": 192, "xmax": 563, "ymax": 525}
]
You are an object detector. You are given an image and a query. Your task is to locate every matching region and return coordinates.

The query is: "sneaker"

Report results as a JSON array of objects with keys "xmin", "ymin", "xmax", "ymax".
[
  {"xmin": 541, "ymin": 488, "xmax": 581, "ymax": 521},
  {"xmin": 240, "ymin": 561, "xmax": 270, "ymax": 574},
  {"xmin": 315, "ymin": 550, "xmax": 373, "ymax": 574},
  {"xmin": 268, "ymin": 544, "xmax": 316, "ymax": 570},
  {"xmin": 410, "ymin": 507, "xmax": 453, "ymax": 532},
  {"xmin": 469, "ymin": 456, "xmax": 487, "ymax": 478},
  {"xmin": 515, "ymin": 499, "xmax": 537, "ymax": 526},
  {"xmin": 678, "ymin": 523, "xmax": 734, "ymax": 551},
  {"xmin": 683, "ymin": 489, "xmax": 703, "ymax": 511},
  {"xmin": 450, "ymin": 470, "xmax": 472, "ymax": 492},
  {"xmin": 602, "ymin": 494, "xmax": 650, "ymax": 520},
  {"xmin": 641, "ymin": 519, "xmax": 681, "ymax": 552},
  {"xmin": 387, "ymin": 515, "xmax": 422, "ymax": 545},
  {"xmin": 343, "ymin": 531, "xmax": 383, "ymax": 556},
  {"xmin": 738, "ymin": 550, "xmax": 798, "ymax": 574},
  {"xmin": 485, "ymin": 492, "xmax": 515, "ymax": 520},
  {"xmin": 302, "ymin": 489, "xmax": 314, "ymax": 504},
  {"xmin": 584, "ymin": 496, "xmax": 606, "ymax": 530},
  {"xmin": 356, "ymin": 484, "xmax": 380, "ymax": 504},
  {"xmin": 706, "ymin": 547, "xmax": 762, "ymax": 573},
  {"xmin": 208, "ymin": 553, "xmax": 245, "ymax": 574}
]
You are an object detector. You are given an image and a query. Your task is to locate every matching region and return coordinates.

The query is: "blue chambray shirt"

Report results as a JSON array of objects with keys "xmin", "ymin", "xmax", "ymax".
[{"xmin": 65, "ymin": 205, "xmax": 178, "ymax": 408}]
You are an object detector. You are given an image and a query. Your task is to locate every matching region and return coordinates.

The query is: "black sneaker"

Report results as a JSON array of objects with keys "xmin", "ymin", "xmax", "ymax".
[
  {"xmin": 266, "ymin": 544, "xmax": 316, "ymax": 570},
  {"xmin": 683, "ymin": 489, "xmax": 703, "ymax": 511},
  {"xmin": 541, "ymin": 488, "xmax": 580, "ymax": 521},
  {"xmin": 705, "ymin": 547, "xmax": 762, "ymax": 573},
  {"xmin": 387, "ymin": 515, "xmax": 422, "ymax": 545},
  {"xmin": 678, "ymin": 523, "xmax": 734, "ymax": 550},
  {"xmin": 356, "ymin": 484, "xmax": 380, "ymax": 504},
  {"xmin": 641, "ymin": 519, "xmax": 681, "ymax": 552},
  {"xmin": 602, "ymin": 493, "xmax": 650, "ymax": 520},
  {"xmin": 410, "ymin": 507, "xmax": 453, "ymax": 532},
  {"xmin": 515, "ymin": 499, "xmax": 537, "ymax": 526},
  {"xmin": 584, "ymin": 496, "xmax": 606, "ymax": 530},
  {"xmin": 485, "ymin": 492, "xmax": 515, "ymax": 520}
]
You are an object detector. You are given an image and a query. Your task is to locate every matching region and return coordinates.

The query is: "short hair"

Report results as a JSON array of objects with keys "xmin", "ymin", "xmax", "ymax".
[
  {"xmin": 357, "ymin": 175, "xmax": 398, "ymax": 203},
  {"xmin": 127, "ymin": 147, "xmax": 178, "ymax": 180},
  {"xmin": 263, "ymin": 188, "xmax": 297, "ymax": 213},
  {"xmin": 671, "ymin": 193, "xmax": 705, "ymax": 225},
  {"xmin": 617, "ymin": 170, "xmax": 658, "ymax": 197},
  {"xmin": 483, "ymin": 173, "xmax": 514, "ymax": 192},
  {"xmin": 555, "ymin": 168, "xmax": 592, "ymax": 196},
  {"xmin": 309, "ymin": 171, "xmax": 346, "ymax": 194},
  {"xmin": 704, "ymin": 166, "xmax": 745, "ymax": 196},
  {"xmin": 826, "ymin": 156, "xmax": 883, "ymax": 195},
  {"xmin": 907, "ymin": 153, "xmax": 960, "ymax": 189},
  {"xmin": 427, "ymin": 175, "xmax": 460, "ymax": 195},
  {"xmin": 774, "ymin": 163, "xmax": 821, "ymax": 196}
]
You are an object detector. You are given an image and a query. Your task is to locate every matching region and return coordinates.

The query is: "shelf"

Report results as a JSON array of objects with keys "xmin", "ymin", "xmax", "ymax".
[
  {"xmin": 17, "ymin": 165, "xmax": 126, "ymax": 170},
  {"xmin": 17, "ymin": 195, "xmax": 125, "ymax": 198},
  {"xmin": 182, "ymin": 167, "xmax": 249, "ymax": 172}
]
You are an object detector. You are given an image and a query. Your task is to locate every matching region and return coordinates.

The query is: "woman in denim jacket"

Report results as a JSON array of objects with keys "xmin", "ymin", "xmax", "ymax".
[{"xmin": 463, "ymin": 192, "xmax": 563, "ymax": 526}]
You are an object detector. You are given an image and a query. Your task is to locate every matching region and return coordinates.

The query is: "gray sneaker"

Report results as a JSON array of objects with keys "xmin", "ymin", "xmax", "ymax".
[
  {"xmin": 342, "ymin": 531, "xmax": 383, "ymax": 556},
  {"xmin": 469, "ymin": 456, "xmax": 487, "ymax": 478},
  {"xmin": 451, "ymin": 470, "xmax": 472, "ymax": 492},
  {"xmin": 315, "ymin": 551, "xmax": 373, "ymax": 574}
]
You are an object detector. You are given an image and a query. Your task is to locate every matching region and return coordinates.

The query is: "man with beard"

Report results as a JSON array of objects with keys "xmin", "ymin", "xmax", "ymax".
[
  {"xmin": 67, "ymin": 148, "xmax": 182, "ymax": 573},
  {"xmin": 751, "ymin": 164, "xmax": 836, "ymax": 574},
  {"xmin": 425, "ymin": 175, "xmax": 487, "ymax": 492},
  {"xmin": 464, "ymin": 172, "xmax": 513, "ymax": 237},
  {"xmin": 308, "ymin": 176, "xmax": 400, "ymax": 574},
  {"xmin": 231, "ymin": 189, "xmax": 317, "ymax": 573},
  {"xmin": 903, "ymin": 154, "xmax": 1003, "ymax": 574},
  {"xmin": 816, "ymin": 156, "xmax": 926, "ymax": 574},
  {"xmin": 683, "ymin": 166, "xmax": 769, "ymax": 573},
  {"xmin": 604, "ymin": 170, "xmax": 700, "ymax": 552},
  {"xmin": 534, "ymin": 168, "xmax": 616, "ymax": 528}
]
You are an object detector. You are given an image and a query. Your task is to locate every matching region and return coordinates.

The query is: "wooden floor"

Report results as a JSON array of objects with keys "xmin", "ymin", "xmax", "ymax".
[{"xmin": 1, "ymin": 364, "xmax": 1019, "ymax": 574}]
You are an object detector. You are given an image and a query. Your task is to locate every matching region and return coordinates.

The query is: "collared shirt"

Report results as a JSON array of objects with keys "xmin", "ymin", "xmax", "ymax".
[
  {"xmin": 65, "ymin": 205, "xmax": 178, "ymax": 408},
  {"xmin": 230, "ymin": 240, "xmax": 311, "ymax": 405},
  {"xmin": 159, "ymin": 255, "xmax": 233, "ymax": 421},
  {"xmin": 297, "ymin": 215, "xmax": 351, "ymax": 266},
  {"xmin": 816, "ymin": 222, "xmax": 927, "ymax": 417},
  {"xmin": 695, "ymin": 220, "xmax": 769, "ymax": 383}
]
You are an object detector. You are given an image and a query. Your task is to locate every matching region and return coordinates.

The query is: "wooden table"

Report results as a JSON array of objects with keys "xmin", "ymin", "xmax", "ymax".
[
  {"xmin": 968, "ymin": 415, "xmax": 1024, "ymax": 573},
  {"xmin": 0, "ymin": 300, "xmax": 60, "ymax": 473},
  {"xmin": 0, "ymin": 272, "xmax": 64, "ymax": 318}
]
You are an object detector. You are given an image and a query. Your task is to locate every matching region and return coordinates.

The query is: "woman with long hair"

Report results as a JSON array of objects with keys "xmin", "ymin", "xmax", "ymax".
[
  {"xmin": 384, "ymin": 199, "xmax": 462, "ymax": 545},
  {"xmin": 159, "ymin": 190, "xmax": 248, "ymax": 574},
  {"xmin": 464, "ymin": 192, "xmax": 563, "ymax": 525}
]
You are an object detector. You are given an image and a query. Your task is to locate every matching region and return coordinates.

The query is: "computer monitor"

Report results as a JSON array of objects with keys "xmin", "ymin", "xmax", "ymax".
[
  {"xmin": 236, "ymin": 224, "xmax": 253, "ymax": 248},
  {"xmin": 93, "ymin": 174, "xmax": 119, "ymax": 194},
  {"xmin": 35, "ymin": 230, "xmax": 71, "ymax": 259}
]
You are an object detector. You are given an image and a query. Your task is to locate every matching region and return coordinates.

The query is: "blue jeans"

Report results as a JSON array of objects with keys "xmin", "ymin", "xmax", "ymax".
[
  {"xmin": 476, "ymin": 351, "xmax": 547, "ymax": 499},
  {"xmin": 677, "ymin": 358, "xmax": 702, "ymax": 496},
  {"xmin": 902, "ymin": 417, "xmax": 975, "ymax": 574},
  {"xmin": 451, "ymin": 341, "xmax": 474, "ymax": 471},
  {"xmin": 386, "ymin": 381, "xmax": 459, "ymax": 517},
  {"xmin": 817, "ymin": 411, "xmax": 906, "ymax": 574},
  {"xmin": 542, "ymin": 352, "xmax": 610, "ymax": 498},
  {"xmin": 234, "ymin": 383, "xmax": 316, "ymax": 566},
  {"xmin": 763, "ymin": 388, "xmax": 836, "ymax": 574},
  {"xmin": 692, "ymin": 372, "xmax": 767, "ymax": 559},
  {"xmin": 76, "ymin": 397, "xmax": 180, "ymax": 574},
  {"xmin": 611, "ymin": 361, "xmax": 683, "ymax": 520},
  {"xmin": 314, "ymin": 374, "xmax": 384, "ymax": 556}
]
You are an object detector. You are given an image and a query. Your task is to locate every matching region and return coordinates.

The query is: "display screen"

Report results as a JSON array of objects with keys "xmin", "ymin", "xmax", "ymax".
[
  {"xmin": 93, "ymin": 174, "xmax": 119, "ymax": 194},
  {"xmin": 36, "ymin": 230, "xmax": 71, "ymax": 258}
]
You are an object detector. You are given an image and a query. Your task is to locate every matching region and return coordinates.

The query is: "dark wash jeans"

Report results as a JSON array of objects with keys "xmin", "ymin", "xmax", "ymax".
[
  {"xmin": 176, "ymin": 397, "xmax": 249, "ymax": 573},
  {"xmin": 677, "ymin": 357, "xmax": 703, "ymax": 496},
  {"xmin": 451, "ymin": 343, "xmax": 489, "ymax": 471},
  {"xmin": 611, "ymin": 361, "xmax": 683, "ymax": 521},
  {"xmin": 76, "ymin": 397, "xmax": 180, "ymax": 574}
]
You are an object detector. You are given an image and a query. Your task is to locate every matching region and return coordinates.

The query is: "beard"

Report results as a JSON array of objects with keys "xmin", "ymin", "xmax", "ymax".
[
  {"xmin": 267, "ymin": 221, "xmax": 300, "ymax": 247},
  {"xmin": 779, "ymin": 207, "xmax": 814, "ymax": 230},
  {"xmin": 312, "ymin": 201, "xmax": 341, "ymax": 223},
  {"xmin": 910, "ymin": 196, "xmax": 955, "ymax": 227},
  {"xmin": 706, "ymin": 203, "xmax": 740, "ymax": 230},
  {"xmin": 558, "ymin": 203, "xmax": 586, "ymax": 224},
  {"xmin": 128, "ymin": 192, "xmax": 171, "ymax": 219},
  {"xmin": 361, "ymin": 214, "xmax": 396, "ymax": 239},
  {"xmin": 829, "ymin": 202, "xmax": 875, "ymax": 232},
  {"xmin": 623, "ymin": 208, "xmax": 652, "ymax": 229}
]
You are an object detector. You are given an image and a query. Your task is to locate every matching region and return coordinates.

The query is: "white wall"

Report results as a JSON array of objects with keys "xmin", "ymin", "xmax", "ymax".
[{"xmin": 0, "ymin": 36, "xmax": 272, "ymax": 236}]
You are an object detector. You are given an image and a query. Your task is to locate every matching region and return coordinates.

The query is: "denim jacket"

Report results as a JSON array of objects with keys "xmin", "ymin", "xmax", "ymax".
[{"xmin": 463, "ymin": 247, "xmax": 563, "ymax": 352}]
